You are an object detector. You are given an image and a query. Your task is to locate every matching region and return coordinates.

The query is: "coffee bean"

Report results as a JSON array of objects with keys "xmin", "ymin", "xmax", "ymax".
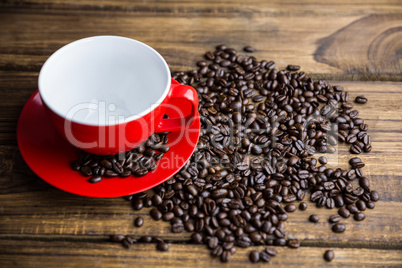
[
  {"xmin": 70, "ymin": 160, "xmax": 81, "ymax": 171},
  {"xmin": 366, "ymin": 201, "xmax": 375, "ymax": 209},
  {"xmin": 286, "ymin": 64, "xmax": 300, "ymax": 71},
  {"xmin": 332, "ymin": 223, "xmax": 346, "ymax": 233},
  {"xmin": 356, "ymin": 200, "xmax": 366, "ymax": 211},
  {"xmin": 354, "ymin": 212, "xmax": 365, "ymax": 221},
  {"xmin": 355, "ymin": 96, "xmax": 368, "ymax": 104},
  {"xmin": 259, "ymin": 251, "xmax": 271, "ymax": 262},
  {"xmin": 88, "ymin": 175, "xmax": 102, "ymax": 183},
  {"xmin": 100, "ymin": 159, "xmax": 113, "ymax": 169},
  {"xmin": 105, "ymin": 169, "xmax": 118, "ymax": 177},
  {"xmin": 243, "ymin": 46, "xmax": 255, "ymax": 52},
  {"xmin": 134, "ymin": 216, "xmax": 144, "ymax": 227},
  {"xmin": 370, "ymin": 190, "xmax": 380, "ymax": 202},
  {"xmin": 265, "ymin": 247, "xmax": 277, "ymax": 256},
  {"xmin": 150, "ymin": 208, "xmax": 162, "ymax": 220},
  {"xmin": 318, "ymin": 156, "xmax": 327, "ymax": 165},
  {"xmin": 110, "ymin": 234, "xmax": 125, "ymax": 242},
  {"xmin": 346, "ymin": 204, "xmax": 358, "ymax": 214},
  {"xmin": 156, "ymin": 241, "xmax": 169, "ymax": 251},
  {"xmin": 220, "ymin": 250, "xmax": 231, "ymax": 262},
  {"xmin": 299, "ymin": 202, "xmax": 307, "ymax": 210},
  {"xmin": 80, "ymin": 166, "xmax": 92, "ymax": 177},
  {"xmin": 249, "ymin": 250, "xmax": 260, "ymax": 263},
  {"xmin": 324, "ymin": 250, "xmax": 335, "ymax": 262},
  {"xmin": 350, "ymin": 144, "xmax": 362, "ymax": 154},
  {"xmin": 309, "ymin": 214, "xmax": 319, "ymax": 223},
  {"xmin": 138, "ymin": 236, "xmax": 151, "ymax": 243},
  {"xmin": 338, "ymin": 207, "xmax": 350, "ymax": 218},
  {"xmin": 285, "ymin": 204, "xmax": 297, "ymax": 212},
  {"xmin": 328, "ymin": 215, "xmax": 341, "ymax": 223},
  {"xmin": 191, "ymin": 233, "xmax": 203, "ymax": 244}
]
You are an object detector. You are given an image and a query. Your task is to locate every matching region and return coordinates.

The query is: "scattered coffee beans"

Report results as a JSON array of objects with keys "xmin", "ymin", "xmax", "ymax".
[
  {"xmin": 324, "ymin": 250, "xmax": 335, "ymax": 262},
  {"xmin": 72, "ymin": 133, "xmax": 170, "ymax": 182},
  {"xmin": 108, "ymin": 45, "xmax": 378, "ymax": 263}
]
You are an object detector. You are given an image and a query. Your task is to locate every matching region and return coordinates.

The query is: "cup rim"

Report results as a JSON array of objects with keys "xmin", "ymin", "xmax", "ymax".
[{"xmin": 38, "ymin": 35, "xmax": 171, "ymax": 126}]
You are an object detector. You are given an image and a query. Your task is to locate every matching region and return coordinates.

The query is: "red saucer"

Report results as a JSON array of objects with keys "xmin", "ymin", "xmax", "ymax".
[{"xmin": 17, "ymin": 91, "xmax": 200, "ymax": 198}]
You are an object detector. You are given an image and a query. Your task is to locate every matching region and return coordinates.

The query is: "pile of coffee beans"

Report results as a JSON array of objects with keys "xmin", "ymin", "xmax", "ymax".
[
  {"xmin": 70, "ymin": 133, "xmax": 170, "ymax": 183},
  {"xmin": 108, "ymin": 45, "xmax": 379, "ymax": 263}
]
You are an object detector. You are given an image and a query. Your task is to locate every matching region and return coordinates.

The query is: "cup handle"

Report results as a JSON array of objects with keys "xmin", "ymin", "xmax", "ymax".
[{"xmin": 154, "ymin": 78, "xmax": 198, "ymax": 133}]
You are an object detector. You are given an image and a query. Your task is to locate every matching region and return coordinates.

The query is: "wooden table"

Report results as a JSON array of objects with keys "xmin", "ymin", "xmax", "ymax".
[{"xmin": 1, "ymin": 0, "xmax": 401, "ymax": 267}]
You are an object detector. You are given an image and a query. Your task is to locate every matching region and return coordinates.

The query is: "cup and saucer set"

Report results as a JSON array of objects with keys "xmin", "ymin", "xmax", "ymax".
[{"xmin": 17, "ymin": 36, "xmax": 200, "ymax": 198}]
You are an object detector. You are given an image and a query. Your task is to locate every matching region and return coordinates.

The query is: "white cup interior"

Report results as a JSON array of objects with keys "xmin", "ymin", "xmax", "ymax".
[{"xmin": 39, "ymin": 36, "xmax": 171, "ymax": 126}]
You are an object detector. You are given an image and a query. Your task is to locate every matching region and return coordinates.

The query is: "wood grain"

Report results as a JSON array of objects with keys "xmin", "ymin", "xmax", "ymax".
[
  {"xmin": 0, "ymin": 240, "xmax": 401, "ymax": 268},
  {"xmin": 0, "ymin": 1, "xmax": 401, "ymax": 80}
]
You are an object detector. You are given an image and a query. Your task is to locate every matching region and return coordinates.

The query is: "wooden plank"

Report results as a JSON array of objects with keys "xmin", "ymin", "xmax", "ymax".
[
  {"xmin": 1, "ymin": 0, "xmax": 402, "ymax": 14},
  {"xmin": 0, "ymin": 240, "xmax": 400, "ymax": 268},
  {"xmin": 0, "ymin": 2, "xmax": 401, "ymax": 79}
]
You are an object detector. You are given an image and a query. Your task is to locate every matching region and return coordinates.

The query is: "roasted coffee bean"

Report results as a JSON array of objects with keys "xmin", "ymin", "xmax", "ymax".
[
  {"xmin": 286, "ymin": 65, "xmax": 300, "ymax": 71},
  {"xmin": 285, "ymin": 204, "xmax": 297, "ymax": 212},
  {"xmin": 191, "ymin": 233, "xmax": 203, "ymax": 244},
  {"xmin": 355, "ymin": 96, "xmax": 368, "ymax": 104},
  {"xmin": 318, "ymin": 156, "xmax": 327, "ymax": 165},
  {"xmin": 324, "ymin": 250, "xmax": 335, "ymax": 262},
  {"xmin": 156, "ymin": 241, "xmax": 169, "ymax": 251},
  {"xmin": 249, "ymin": 250, "xmax": 260, "ymax": 263},
  {"xmin": 332, "ymin": 223, "xmax": 346, "ymax": 233},
  {"xmin": 328, "ymin": 215, "xmax": 341, "ymax": 223},
  {"xmin": 366, "ymin": 201, "xmax": 375, "ymax": 209},
  {"xmin": 150, "ymin": 208, "xmax": 162, "ymax": 220},
  {"xmin": 259, "ymin": 251, "xmax": 271, "ymax": 262},
  {"xmin": 70, "ymin": 160, "xmax": 81, "ymax": 171},
  {"xmin": 299, "ymin": 202, "xmax": 307, "ymax": 211},
  {"xmin": 88, "ymin": 175, "xmax": 102, "ymax": 183},
  {"xmin": 134, "ymin": 216, "xmax": 144, "ymax": 227},
  {"xmin": 309, "ymin": 214, "xmax": 319, "ymax": 223},
  {"xmin": 370, "ymin": 190, "xmax": 380, "ymax": 201},
  {"xmin": 140, "ymin": 236, "xmax": 153, "ymax": 243},
  {"xmin": 338, "ymin": 207, "xmax": 351, "ymax": 218},
  {"xmin": 105, "ymin": 170, "xmax": 118, "ymax": 177},
  {"xmin": 265, "ymin": 247, "xmax": 277, "ymax": 256},
  {"xmin": 350, "ymin": 144, "xmax": 362, "ymax": 154},
  {"xmin": 243, "ymin": 46, "xmax": 255, "ymax": 52},
  {"xmin": 354, "ymin": 212, "xmax": 365, "ymax": 221},
  {"xmin": 346, "ymin": 204, "xmax": 358, "ymax": 214},
  {"xmin": 110, "ymin": 234, "xmax": 125, "ymax": 243},
  {"xmin": 356, "ymin": 200, "xmax": 366, "ymax": 211},
  {"xmin": 132, "ymin": 198, "xmax": 143, "ymax": 210},
  {"xmin": 80, "ymin": 166, "xmax": 92, "ymax": 177},
  {"xmin": 221, "ymin": 250, "xmax": 231, "ymax": 262},
  {"xmin": 134, "ymin": 168, "xmax": 148, "ymax": 177}
]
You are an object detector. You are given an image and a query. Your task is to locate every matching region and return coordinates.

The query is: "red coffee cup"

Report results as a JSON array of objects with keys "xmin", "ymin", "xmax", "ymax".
[{"xmin": 38, "ymin": 36, "xmax": 198, "ymax": 155}]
